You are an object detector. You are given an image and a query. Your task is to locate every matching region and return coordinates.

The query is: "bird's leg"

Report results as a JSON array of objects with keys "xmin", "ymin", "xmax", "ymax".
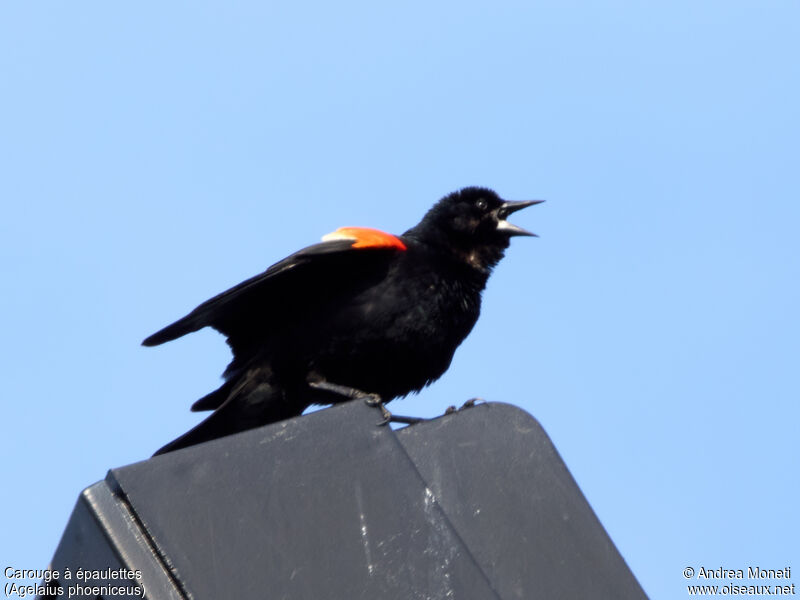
[
  {"xmin": 308, "ymin": 380, "xmax": 381, "ymax": 405},
  {"xmin": 308, "ymin": 381, "xmax": 425, "ymax": 426}
]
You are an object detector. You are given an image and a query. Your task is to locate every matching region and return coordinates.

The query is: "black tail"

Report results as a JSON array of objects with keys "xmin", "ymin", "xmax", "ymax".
[
  {"xmin": 153, "ymin": 370, "xmax": 310, "ymax": 456},
  {"xmin": 153, "ymin": 406, "xmax": 248, "ymax": 455}
]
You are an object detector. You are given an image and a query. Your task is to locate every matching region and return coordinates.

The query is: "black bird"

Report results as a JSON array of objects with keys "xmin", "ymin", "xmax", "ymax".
[{"xmin": 144, "ymin": 187, "xmax": 541, "ymax": 454}]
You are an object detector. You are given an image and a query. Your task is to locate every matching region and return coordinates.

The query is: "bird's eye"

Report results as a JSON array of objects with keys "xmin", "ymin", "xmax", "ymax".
[{"xmin": 475, "ymin": 198, "xmax": 488, "ymax": 210}]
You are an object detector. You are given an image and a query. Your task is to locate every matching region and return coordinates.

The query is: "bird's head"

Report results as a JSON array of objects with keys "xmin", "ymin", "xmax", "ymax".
[{"xmin": 408, "ymin": 187, "xmax": 543, "ymax": 272}]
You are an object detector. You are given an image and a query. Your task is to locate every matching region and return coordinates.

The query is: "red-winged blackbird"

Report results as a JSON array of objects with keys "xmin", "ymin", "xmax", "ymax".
[{"xmin": 144, "ymin": 187, "xmax": 541, "ymax": 454}]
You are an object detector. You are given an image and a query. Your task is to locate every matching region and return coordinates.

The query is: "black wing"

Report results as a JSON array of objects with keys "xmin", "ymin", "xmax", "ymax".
[{"xmin": 142, "ymin": 238, "xmax": 399, "ymax": 350}]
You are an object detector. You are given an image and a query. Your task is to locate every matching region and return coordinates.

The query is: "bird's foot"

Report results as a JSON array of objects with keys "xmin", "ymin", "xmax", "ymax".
[
  {"xmin": 308, "ymin": 381, "xmax": 425, "ymax": 426},
  {"xmin": 363, "ymin": 394, "xmax": 393, "ymax": 426},
  {"xmin": 386, "ymin": 412, "xmax": 427, "ymax": 426},
  {"xmin": 443, "ymin": 398, "xmax": 481, "ymax": 416},
  {"xmin": 362, "ymin": 396, "xmax": 426, "ymax": 426},
  {"xmin": 461, "ymin": 397, "xmax": 481, "ymax": 410}
]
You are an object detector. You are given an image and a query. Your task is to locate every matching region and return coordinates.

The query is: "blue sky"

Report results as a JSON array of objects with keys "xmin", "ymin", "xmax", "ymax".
[{"xmin": 1, "ymin": 1, "xmax": 798, "ymax": 597}]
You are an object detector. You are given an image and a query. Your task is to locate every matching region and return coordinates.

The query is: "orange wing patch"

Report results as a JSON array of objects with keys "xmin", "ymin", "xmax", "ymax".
[{"xmin": 321, "ymin": 227, "xmax": 407, "ymax": 251}]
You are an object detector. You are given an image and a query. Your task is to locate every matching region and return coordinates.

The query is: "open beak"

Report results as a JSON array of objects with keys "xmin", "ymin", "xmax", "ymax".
[{"xmin": 495, "ymin": 199, "xmax": 545, "ymax": 237}]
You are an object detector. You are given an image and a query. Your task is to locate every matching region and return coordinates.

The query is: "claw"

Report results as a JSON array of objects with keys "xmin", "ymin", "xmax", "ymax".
[
  {"xmin": 443, "ymin": 398, "xmax": 481, "ymax": 417},
  {"xmin": 461, "ymin": 398, "xmax": 480, "ymax": 410},
  {"xmin": 374, "ymin": 401, "xmax": 392, "ymax": 426}
]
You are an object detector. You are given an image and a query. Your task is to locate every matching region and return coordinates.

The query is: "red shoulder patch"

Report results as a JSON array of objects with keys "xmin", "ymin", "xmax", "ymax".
[{"xmin": 321, "ymin": 227, "xmax": 407, "ymax": 251}]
